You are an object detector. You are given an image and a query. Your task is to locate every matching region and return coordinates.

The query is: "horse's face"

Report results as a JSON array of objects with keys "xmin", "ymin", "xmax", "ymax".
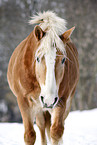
[
  {"xmin": 36, "ymin": 51, "xmax": 65, "ymax": 108},
  {"xmin": 34, "ymin": 26, "xmax": 74, "ymax": 108}
]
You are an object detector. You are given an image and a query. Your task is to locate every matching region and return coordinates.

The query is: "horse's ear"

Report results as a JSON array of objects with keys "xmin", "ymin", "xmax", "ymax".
[
  {"xmin": 34, "ymin": 25, "xmax": 45, "ymax": 41},
  {"xmin": 61, "ymin": 26, "xmax": 75, "ymax": 41}
]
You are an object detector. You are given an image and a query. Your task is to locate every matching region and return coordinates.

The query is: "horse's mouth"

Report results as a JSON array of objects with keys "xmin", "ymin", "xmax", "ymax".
[{"xmin": 43, "ymin": 104, "xmax": 53, "ymax": 109}]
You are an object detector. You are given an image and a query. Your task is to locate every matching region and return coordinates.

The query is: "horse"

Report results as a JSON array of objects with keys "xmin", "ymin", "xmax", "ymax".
[{"xmin": 7, "ymin": 11, "xmax": 79, "ymax": 145}]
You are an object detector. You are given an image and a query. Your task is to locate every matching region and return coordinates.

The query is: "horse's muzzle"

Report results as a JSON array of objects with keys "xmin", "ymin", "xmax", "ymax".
[{"xmin": 40, "ymin": 96, "xmax": 58, "ymax": 109}]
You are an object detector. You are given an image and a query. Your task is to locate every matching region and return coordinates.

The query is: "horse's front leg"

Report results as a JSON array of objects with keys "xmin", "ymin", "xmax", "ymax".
[
  {"xmin": 17, "ymin": 95, "xmax": 36, "ymax": 145},
  {"xmin": 50, "ymin": 107, "xmax": 65, "ymax": 145},
  {"xmin": 36, "ymin": 111, "xmax": 47, "ymax": 145}
]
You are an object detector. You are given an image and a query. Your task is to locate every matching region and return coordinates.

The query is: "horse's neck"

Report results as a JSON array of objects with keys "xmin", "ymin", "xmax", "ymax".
[{"xmin": 23, "ymin": 31, "xmax": 37, "ymax": 68}]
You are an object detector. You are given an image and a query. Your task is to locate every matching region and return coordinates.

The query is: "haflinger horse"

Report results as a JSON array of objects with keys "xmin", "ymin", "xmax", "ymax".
[{"xmin": 7, "ymin": 11, "xmax": 79, "ymax": 145}]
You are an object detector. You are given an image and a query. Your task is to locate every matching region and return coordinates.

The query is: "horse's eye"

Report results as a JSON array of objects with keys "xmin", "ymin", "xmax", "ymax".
[
  {"xmin": 36, "ymin": 57, "xmax": 40, "ymax": 62},
  {"xmin": 40, "ymin": 19, "xmax": 43, "ymax": 21},
  {"xmin": 61, "ymin": 58, "xmax": 65, "ymax": 64}
]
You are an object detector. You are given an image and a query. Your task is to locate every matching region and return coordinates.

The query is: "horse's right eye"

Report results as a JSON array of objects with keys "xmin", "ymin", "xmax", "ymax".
[
  {"xmin": 40, "ymin": 19, "xmax": 44, "ymax": 21},
  {"xmin": 36, "ymin": 57, "xmax": 40, "ymax": 62}
]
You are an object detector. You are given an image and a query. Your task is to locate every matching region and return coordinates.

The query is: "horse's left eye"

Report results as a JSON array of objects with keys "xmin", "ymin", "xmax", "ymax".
[{"xmin": 61, "ymin": 58, "xmax": 66, "ymax": 64}]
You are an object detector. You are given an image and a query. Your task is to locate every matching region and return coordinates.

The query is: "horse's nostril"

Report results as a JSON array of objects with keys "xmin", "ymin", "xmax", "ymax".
[
  {"xmin": 53, "ymin": 97, "xmax": 58, "ymax": 105},
  {"xmin": 41, "ymin": 96, "xmax": 44, "ymax": 104}
]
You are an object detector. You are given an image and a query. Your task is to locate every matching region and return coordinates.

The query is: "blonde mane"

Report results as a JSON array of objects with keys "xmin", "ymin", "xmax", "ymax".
[{"xmin": 29, "ymin": 11, "xmax": 67, "ymax": 58}]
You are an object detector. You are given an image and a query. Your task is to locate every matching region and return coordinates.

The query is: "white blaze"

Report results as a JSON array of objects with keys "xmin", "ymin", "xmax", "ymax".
[
  {"xmin": 40, "ymin": 48, "xmax": 58, "ymax": 106},
  {"xmin": 45, "ymin": 49, "xmax": 56, "ymax": 93}
]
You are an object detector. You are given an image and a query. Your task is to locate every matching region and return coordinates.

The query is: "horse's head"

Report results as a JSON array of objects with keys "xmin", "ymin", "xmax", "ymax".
[{"xmin": 34, "ymin": 25, "xmax": 75, "ymax": 109}]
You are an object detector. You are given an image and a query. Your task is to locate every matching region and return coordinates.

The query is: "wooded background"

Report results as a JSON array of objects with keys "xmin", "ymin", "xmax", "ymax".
[{"xmin": 0, "ymin": 0, "xmax": 97, "ymax": 122}]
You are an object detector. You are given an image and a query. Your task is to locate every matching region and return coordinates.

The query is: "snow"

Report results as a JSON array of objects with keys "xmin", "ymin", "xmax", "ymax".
[{"xmin": 0, "ymin": 109, "xmax": 97, "ymax": 145}]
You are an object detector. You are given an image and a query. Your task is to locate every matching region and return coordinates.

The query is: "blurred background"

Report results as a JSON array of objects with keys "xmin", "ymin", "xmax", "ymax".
[{"xmin": 0, "ymin": 0, "xmax": 97, "ymax": 122}]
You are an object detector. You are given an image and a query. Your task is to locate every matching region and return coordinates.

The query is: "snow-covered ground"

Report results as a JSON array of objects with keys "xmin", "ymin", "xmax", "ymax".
[{"xmin": 0, "ymin": 109, "xmax": 97, "ymax": 145}]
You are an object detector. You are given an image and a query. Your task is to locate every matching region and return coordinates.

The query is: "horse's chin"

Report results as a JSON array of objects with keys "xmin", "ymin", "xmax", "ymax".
[{"xmin": 43, "ymin": 106, "xmax": 54, "ymax": 112}]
